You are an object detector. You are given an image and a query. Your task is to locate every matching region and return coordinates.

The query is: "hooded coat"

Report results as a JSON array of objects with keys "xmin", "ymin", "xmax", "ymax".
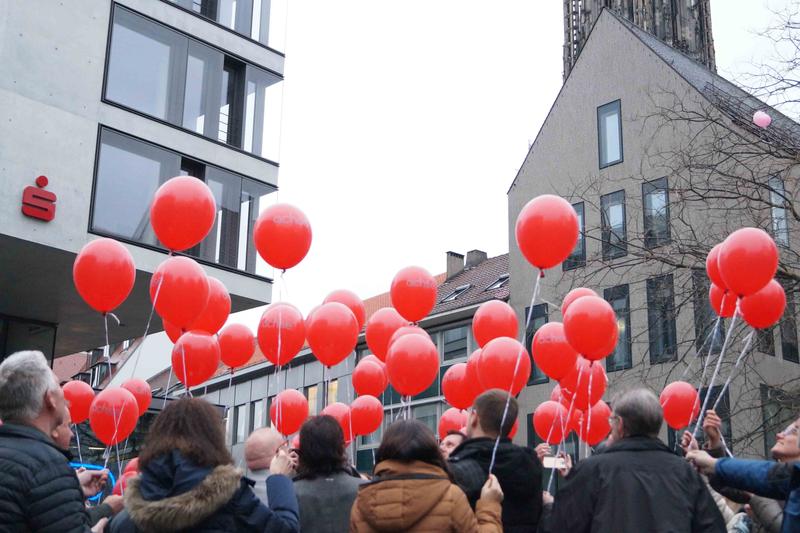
[
  {"xmin": 349, "ymin": 460, "xmax": 502, "ymax": 532},
  {"xmin": 448, "ymin": 436, "xmax": 542, "ymax": 533},
  {"xmin": 108, "ymin": 450, "xmax": 299, "ymax": 533}
]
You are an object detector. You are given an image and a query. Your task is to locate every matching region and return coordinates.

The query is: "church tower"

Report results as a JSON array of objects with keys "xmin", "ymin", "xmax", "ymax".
[{"xmin": 563, "ymin": 0, "xmax": 716, "ymax": 80}]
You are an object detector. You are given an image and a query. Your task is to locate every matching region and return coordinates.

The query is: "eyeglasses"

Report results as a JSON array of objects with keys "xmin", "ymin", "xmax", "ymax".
[{"xmin": 779, "ymin": 423, "xmax": 799, "ymax": 437}]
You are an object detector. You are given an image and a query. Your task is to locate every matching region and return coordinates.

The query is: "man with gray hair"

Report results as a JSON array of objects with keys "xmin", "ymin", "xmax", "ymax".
[
  {"xmin": 0, "ymin": 351, "xmax": 108, "ymax": 532},
  {"xmin": 545, "ymin": 387, "xmax": 725, "ymax": 532},
  {"xmin": 245, "ymin": 426, "xmax": 293, "ymax": 504}
]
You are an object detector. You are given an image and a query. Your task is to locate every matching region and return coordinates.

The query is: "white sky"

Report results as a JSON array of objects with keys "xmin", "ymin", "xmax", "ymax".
[{"xmin": 114, "ymin": 0, "xmax": 791, "ymax": 384}]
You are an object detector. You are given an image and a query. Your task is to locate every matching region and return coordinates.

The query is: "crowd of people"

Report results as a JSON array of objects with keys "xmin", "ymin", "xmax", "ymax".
[{"xmin": 1, "ymin": 349, "xmax": 799, "ymax": 532}]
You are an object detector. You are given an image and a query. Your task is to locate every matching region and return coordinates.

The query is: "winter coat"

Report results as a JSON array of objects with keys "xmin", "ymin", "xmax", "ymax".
[
  {"xmin": 0, "ymin": 422, "xmax": 92, "ymax": 532},
  {"xmin": 108, "ymin": 450, "xmax": 299, "ymax": 533},
  {"xmin": 448, "ymin": 436, "xmax": 542, "ymax": 533},
  {"xmin": 349, "ymin": 459, "xmax": 502, "ymax": 532},
  {"xmin": 546, "ymin": 436, "xmax": 726, "ymax": 533},
  {"xmin": 714, "ymin": 457, "xmax": 800, "ymax": 533},
  {"xmin": 293, "ymin": 470, "xmax": 366, "ymax": 533},
  {"xmin": 749, "ymin": 495, "xmax": 784, "ymax": 533}
]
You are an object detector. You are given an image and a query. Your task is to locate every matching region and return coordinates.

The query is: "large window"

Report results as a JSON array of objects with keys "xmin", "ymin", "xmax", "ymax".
[
  {"xmin": 770, "ymin": 176, "xmax": 790, "ymax": 247},
  {"xmin": 92, "ymin": 128, "xmax": 274, "ymax": 274},
  {"xmin": 305, "ymin": 385, "xmax": 319, "ymax": 416},
  {"xmin": 563, "ymin": 203, "xmax": 585, "ymax": 271},
  {"xmin": 601, "ymin": 190, "xmax": 626, "ymax": 259},
  {"xmin": 249, "ymin": 399, "xmax": 264, "ymax": 433},
  {"xmin": 780, "ymin": 280, "xmax": 799, "ymax": 363},
  {"xmin": 643, "ymin": 177, "xmax": 671, "ymax": 248},
  {"xmin": 326, "ymin": 379, "xmax": 339, "ymax": 406},
  {"xmin": 106, "ymin": 6, "xmax": 283, "ymax": 161},
  {"xmin": 604, "ymin": 285, "xmax": 632, "ymax": 371},
  {"xmin": 233, "ymin": 403, "xmax": 247, "ymax": 444},
  {"xmin": 442, "ymin": 326, "xmax": 468, "ymax": 361},
  {"xmin": 597, "ymin": 100, "xmax": 622, "ymax": 168},
  {"xmin": 167, "ymin": 0, "xmax": 288, "ymax": 52},
  {"xmin": 525, "ymin": 304, "xmax": 549, "ymax": 385},
  {"xmin": 647, "ymin": 274, "xmax": 677, "ymax": 364}
]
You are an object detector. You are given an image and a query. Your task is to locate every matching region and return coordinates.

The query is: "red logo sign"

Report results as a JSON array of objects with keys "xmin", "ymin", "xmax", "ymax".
[{"xmin": 22, "ymin": 175, "xmax": 56, "ymax": 222}]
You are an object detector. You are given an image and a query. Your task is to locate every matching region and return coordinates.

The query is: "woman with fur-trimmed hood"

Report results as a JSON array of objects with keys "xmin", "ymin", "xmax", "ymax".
[{"xmin": 109, "ymin": 398, "xmax": 299, "ymax": 533}]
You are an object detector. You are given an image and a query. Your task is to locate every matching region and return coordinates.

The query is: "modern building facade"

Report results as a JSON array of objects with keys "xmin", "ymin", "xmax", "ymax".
[
  {"xmin": 0, "ymin": 0, "xmax": 286, "ymax": 365},
  {"xmin": 510, "ymin": 7, "xmax": 800, "ymax": 457}
]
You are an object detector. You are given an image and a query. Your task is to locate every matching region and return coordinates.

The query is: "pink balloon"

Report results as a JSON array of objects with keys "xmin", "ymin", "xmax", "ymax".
[{"xmin": 753, "ymin": 110, "xmax": 772, "ymax": 129}]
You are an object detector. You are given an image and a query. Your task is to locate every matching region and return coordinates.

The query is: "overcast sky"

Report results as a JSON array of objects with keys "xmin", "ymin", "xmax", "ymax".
[{"xmin": 115, "ymin": 0, "xmax": 791, "ymax": 384}]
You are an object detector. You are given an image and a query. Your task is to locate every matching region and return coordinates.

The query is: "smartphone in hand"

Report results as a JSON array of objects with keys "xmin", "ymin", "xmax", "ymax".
[{"xmin": 542, "ymin": 455, "xmax": 567, "ymax": 469}]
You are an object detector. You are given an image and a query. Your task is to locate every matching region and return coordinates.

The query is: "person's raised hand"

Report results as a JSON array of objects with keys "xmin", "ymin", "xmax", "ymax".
[
  {"xmin": 557, "ymin": 452, "xmax": 573, "ymax": 478},
  {"xmin": 103, "ymin": 494, "xmax": 124, "ymax": 514},
  {"xmin": 78, "ymin": 469, "xmax": 108, "ymax": 497},
  {"xmin": 542, "ymin": 491, "xmax": 554, "ymax": 506},
  {"xmin": 703, "ymin": 410, "xmax": 723, "ymax": 450},
  {"xmin": 480, "ymin": 474, "xmax": 504, "ymax": 504},
  {"xmin": 269, "ymin": 448, "xmax": 294, "ymax": 476},
  {"xmin": 535, "ymin": 443, "xmax": 551, "ymax": 462},
  {"xmin": 680, "ymin": 431, "xmax": 699, "ymax": 453},
  {"xmin": 685, "ymin": 450, "xmax": 718, "ymax": 476}
]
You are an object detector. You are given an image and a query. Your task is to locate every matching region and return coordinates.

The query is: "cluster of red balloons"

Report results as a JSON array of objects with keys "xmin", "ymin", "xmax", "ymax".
[{"xmin": 706, "ymin": 229, "xmax": 785, "ymax": 329}]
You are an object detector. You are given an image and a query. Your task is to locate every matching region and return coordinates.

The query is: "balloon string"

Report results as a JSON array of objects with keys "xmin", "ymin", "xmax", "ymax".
[
  {"xmin": 74, "ymin": 423, "xmax": 83, "ymax": 464},
  {"xmin": 681, "ymin": 316, "xmax": 722, "ymax": 382},
  {"xmin": 103, "ymin": 405, "xmax": 123, "ymax": 470},
  {"xmin": 585, "ymin": 368, "xmax": 594, "ymax": 460},
  {"xmin": 523, "ymin": 269, "xmax": 543, "ymax": 340},
  {"xmin": 547, "ymin": 371, "xmax": 582, "ymax": 493},
  {"xmin": 691, "ymin": 305, "xmax": 740, "ymax": 442},
  {"xmin": 114, "ymin": 440, "xmax": 122, "ymax": 483},
  {"xmin": 277, "ymin": 365, "xmax": 284, "ymax": 435},
  {"xmin": 162, "ymin": 365, "xmax": 174, "ymax": 410},
  {"xmin": 181, "ymin": 343, "xmax": 190, "ymax": 396},
  {"xmin": 126, "ymin": 274, "xmax": 165, "ymax": 379},
  {"xmin": 103, "ymin": 313, "xmax": 113, "ymax": 385},
  {"xmin": 228, "ymin": 369, "xmax": 235, "ymax": 450},
  {"xmin": 546, "ymin": 408, "xmax": 568, "ymax": 494},
  {"xmin": 488, "ymin": 345, "xmax": 523, "ymax": 474},
  {"xmin": 713, "ymin": 330, "xmax": 754, "ymax": 412}
]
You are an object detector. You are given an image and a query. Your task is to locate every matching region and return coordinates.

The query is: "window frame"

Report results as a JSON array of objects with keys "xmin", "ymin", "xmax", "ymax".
[
  {"xmin": 597, "ymin": 99, "xmax": 623, "ymax": 169},
  {"xmin": 779, "ymin": 279, "xmax": 799, "ymax": 363},
  {"xmin": 562, "ymin": 202, "xmax": 586, "ymax": 271},
  {"xmin": 525, "ymin": 304, "xmax": 550, "ymax": 385},
  {"xmin": 485, "ymin": 274, "xmax": 510, "ymax": 291},
  {"xmin": 646, "ymin": 274, "xmax": 678, "ymax": 364},
  {"xmin": 769, "ymin": 176, "xmax": 790, "ymax": 247},
  {"xmin": 600, "ymin": 189, "xmax": 627, "ymax": 260},
  {"xmin": 642, "ymin": 177, "xmax": 671, "ymax": 248},
  {"xmin": 441, "ymin": 284, "xmax": 471, "ymax": 303},
  {"xmin": 603, "ymin": 285, "xmax": 632, "ymax": 372}
]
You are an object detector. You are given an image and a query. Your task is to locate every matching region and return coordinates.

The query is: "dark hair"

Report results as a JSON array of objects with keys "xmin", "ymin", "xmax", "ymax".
[
  {"xmin": 445, "ymin": 430, "xmax": 467, "ymax": 441},
  {"xmin": 296, "ymin": 415, "xmax": 346, "ymax": 479},
  {"xmin": 474, "ymin": 389, "xmax": 518, "ymax": 438},
  {"xmin": 139, "ymin": 398, "xmax": 232, "ymax": 469},
  {"xmin": 375, "ymin": 419, "xmax": 451, "ymax": 479}
]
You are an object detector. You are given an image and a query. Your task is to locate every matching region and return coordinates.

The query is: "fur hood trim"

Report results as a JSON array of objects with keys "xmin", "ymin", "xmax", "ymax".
[{"xmin": 124, "ymin": 464, "xmax": 242, "ymax": 532}]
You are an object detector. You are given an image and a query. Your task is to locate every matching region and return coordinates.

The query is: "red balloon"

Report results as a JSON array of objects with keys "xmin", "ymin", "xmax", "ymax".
[
  {"xmin": 389, "ymin": 325, "xmax": 430, "ymax": 350},
  {"xmin": 578, "ymin": 400, "xmax": 611, "ymax": 445},
  {"xmin": 254, "ymin": 203, "xmax": 312, "ymax": 270},
  {"xmin": 477, "ymin": 337, "xmax": 531, "ymax": 395},
  {"xmin": 386, "ymin": 334, "xmax": 439, "ymax": 396},
  {"xmin": 322, "ymin": 402, "xmax": 353, "ymax": 443},
  {"xmin": 73, "ymin": 238, "xmax": 136, "ymax": 314},
  {"xmin": 89, "ymin": 387, "xmax": 139, "ymax": 445},
  {"xmin": 567, "ymin": 407, "xmax": 582, "ymax": 435},
  {"xmin": 63, "ymin": 380, "xmax": 95, "ymax": 424},
  {"xmin": 163, "ymin": 320, "xmax": 183, "ymax": 343},
  {"xmin": 561, "ymin": 287, "xmax": 598, "ymax": 317},
  {"xmin": 439, "ymin": 407, "xmax": 468, "ymax": 440},
  {"xmin": 307, "ymin": 302, "xmax": 359, "ymax": 367},
  {"xmin": 559, "ymin": 358, "xmax": 607, "ymax": 410},
  {"xmin": 270, "ymin": 389, "xmax": 308, "ymax": 435},
  {"xmin": 706, "ymin": 244, "xmax": 726, "ymax": 290},
  {"xmin": 563, "ymin": 296, "xmax": 619, "ymax": 361},
  {"xmin": 533, "ymin": 401, "xmax": 568, "ymax": 444},
  {"xmin": 549, "ymin": 384, "xmax": 563, "ymax": 403},
  {"xmin": 442, "ymin": 363, "xmax": 476, "ymax": 410},
  {"xmin": 390, "ymin": 266, "xmax": 437, "ymax": 322},
  {"xmin": 515, "ymin": 195, "xmax": 580, "ymax": 270},
  {"xmin": 352, "ymin": 360, "xmax": 388, "ymax": 397},
  {"xmin": 365, "ymin": 308, "xmax": 408, "ymax": 362},
  {"xmin": 112, "ymin": 471, "xmax": 137, "ymax": 496},
  {"xmin": 324, "ymin": 290, "xmax": 366, "ymax": 331},
  {"xmin": 150, "ymin": 176, "xmax": 216, "ymax": 252},
  {"xmin": 350, "ymin": 395, "xmax": 383, "ymax": 436},
  {"xmin": 660, "ymin": 381, "xmax": 700, "ymax": 430},
  {"xmin": 473, "ymin": 300, "xmax": 518, "ymax": 348},
  {"xmin": 465, "ymin": 350, "xmax": 485, "ymax": 399},
  {"xmin": 741, "ymin": 279, "xmax": 786, "ymax": 329},
  {"xmin": 172, "ymin": 331, "xmax": 221, "ymax": 387},
  {"xmin": 532, "ymin": 322, "xmax": 579, "ymax": 380},
  {"xmin": 150, "ymin": 257, "xmax": 209, "ymax": 330},
  {"xmin": 190, "ymin": 277, "xmax": 230, "ymax": 335},
  {"xmin": 219, "ymin": 324, "xmax": 255, "ymax": 368},
  {"xmin": 709, "ymin": 284, "xmax": 736, "ymax": 318},
  {"xmin": 361, "ymin": 354, "xmax": 387, "ymax": 370},
  {"xmin": 257, "ymin": 303, "xmax": 305, "ymax": 366},
  {"xmin": 718, "ymin": 228, "xmax": 779, "ymax": 297},
  {"xmin": 123, "ymin": 457, "xmax": 139, "ymax": 474},
  {"xmin": 121, "ymin": 379, "xmax": 151, "ymax": 416}
]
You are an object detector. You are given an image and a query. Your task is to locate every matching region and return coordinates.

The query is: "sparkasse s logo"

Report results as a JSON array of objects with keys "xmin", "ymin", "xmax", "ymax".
[{"xmin": 21, "ymin": 175, "xmax": 56, "ymax": 222}]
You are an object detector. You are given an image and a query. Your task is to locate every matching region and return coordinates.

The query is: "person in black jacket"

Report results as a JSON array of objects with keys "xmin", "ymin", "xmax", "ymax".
[
  {"xmin": 0, "ymin": 350, "xmax": 108, "ymax": 533},
  {"xmin": 547, "ymin": 387, "xmax": 726, "ymax": 533},
  {"xmin": 109, "ymin": 397, "xmax": 299, "ymax": 533},
  {"xmin": 449, "ymin": 388, "xmax": 543, "ymax": 533}
]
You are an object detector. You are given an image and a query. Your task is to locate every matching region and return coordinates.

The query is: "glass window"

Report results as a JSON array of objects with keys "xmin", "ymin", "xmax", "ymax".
[
  {"xmin": 604, "ymin": 285, "xmax": 631, "ymax": 372},
  {"xmin": 525, "ymin": 304, "xmax": 549, "ymax": 385},
  {"xmin": 182, "ymin": 41, "xmax": 223, "ymax": 137},
  {"xmin": 356, "ymin": 448, "xmax": 375, "ymax": 473},
  {"xmin": 486, "ymin": 274, "xmax": 510, "ymax": 291},
  {"xmin": 107, "ymin": 8, "xmax": 187, "ymax": 122},
  {"xmin": 441, "ymin": 285, "xmax": 471, "ymax": 303},
  {"xmin": 770, "ymin": 176, "xmax": 790, "ymax": 247},
  {"xmin": 643, "ymin": 177, "xmax": 671, "ymax": 248},
  {"xmin": 780, "ymin": 280, "xmax": 798, "ymax": 363},
  {"xmin": 305, "ymin": 385, "xmax": 319, "ymax": 416},
  {"xmin": 92, "ymin": 128, "xmax": 275, "ymax": 274},
  {"xmin": 757, "ymin": 328, "xmax": 775, "ymax": 355},
  {"xmin": 761, "ymin": 385, "xmax": 800, "ymax": 456},
  {"xmin": 563, "ymin": 203, "xmax": 585, "ymax": 270},
  {"xmin": 327, "ymin": 379, "xmax": 339, "ymax": 405},
  {"xmin": 597, "ymin": 100, "xmax": 622, "ymax": 168},
  {"xmin": 249, "ymin": 399, "xmax": 264, "ymax": 432},
  {"xmin": 243, "ymin": 65, "xmax": 283, "ymax": 161},
  {"xmin": 442, "ymin": 326, "xmax": 468, "ymax": 361},
  {"xmin": 234, "ymin": 404, "xmax": 247, "ymax": 444},
  {"xmin": 692, "ymin": 270, "xmax": 724, "ymax": 354},
  {"xmin": 647, "ymin": 274, "xmax": 677, "ymax": 364},
  {"xmin": 413, "ymin": 403, "xmax": 439, "ymax": 435},
  {"xmin": 601, "ymin": 190, "xmax": 626, "ymax": 259}
]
